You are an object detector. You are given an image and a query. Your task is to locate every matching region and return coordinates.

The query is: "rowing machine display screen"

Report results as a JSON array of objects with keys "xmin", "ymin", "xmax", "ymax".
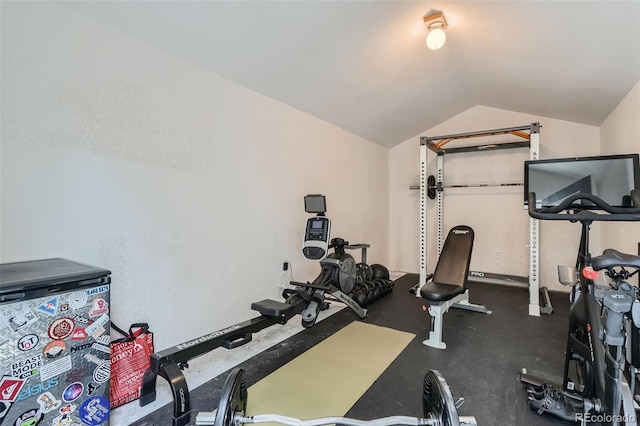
[
  {"xmin": 302, "ymin": 217, "xmax": 330, "ymax": 261},
  {"xmin": 524, "ymin": 154, "xmax": 640, "ymax": 209}
]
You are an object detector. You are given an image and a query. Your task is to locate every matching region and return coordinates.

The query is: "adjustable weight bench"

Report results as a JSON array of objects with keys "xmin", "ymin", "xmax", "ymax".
[{"xmin": 420, "ymin": 225, "xmax": 491, "ymax": 349}]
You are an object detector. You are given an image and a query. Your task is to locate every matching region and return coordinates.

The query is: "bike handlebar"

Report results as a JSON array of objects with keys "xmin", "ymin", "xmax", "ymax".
[{"xmin": 527, "ymin": 189, "xmax": 640, "ymax": 221}]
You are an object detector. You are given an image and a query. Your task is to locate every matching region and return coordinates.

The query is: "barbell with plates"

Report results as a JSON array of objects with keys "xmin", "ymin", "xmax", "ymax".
[
  {"xmin": 423, "ymin": 175, "xmax": 523, "ymax": 199},
  {"xmin": 197, "ymin": 368, "xmax": 477, "ymax": 426}
]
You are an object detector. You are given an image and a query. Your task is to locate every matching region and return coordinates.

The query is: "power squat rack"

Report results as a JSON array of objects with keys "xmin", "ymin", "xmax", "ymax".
[{"xmin": 412, "ymin": 122, "xmax": 552, "ymax": 317}]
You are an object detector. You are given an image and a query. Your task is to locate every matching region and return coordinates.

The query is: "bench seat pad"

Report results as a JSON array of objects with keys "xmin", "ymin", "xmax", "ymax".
[{"xmin": 420, "ymin": 281, "xmax": 466, "ymax": 302}]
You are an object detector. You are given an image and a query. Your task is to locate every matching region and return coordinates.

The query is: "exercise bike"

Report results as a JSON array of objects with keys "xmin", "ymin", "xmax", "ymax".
[{"xmin": 520, "ymin": 189, "xmax": 640, "ymax": 425}]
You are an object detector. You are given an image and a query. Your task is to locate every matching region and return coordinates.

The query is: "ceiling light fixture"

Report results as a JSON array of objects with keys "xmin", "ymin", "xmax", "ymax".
[{"xmin": 424, "ymin": 11, "xmax": 447, "ymax": 50}]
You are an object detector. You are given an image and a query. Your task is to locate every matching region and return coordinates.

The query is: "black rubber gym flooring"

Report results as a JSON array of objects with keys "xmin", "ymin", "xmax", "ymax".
[{"xmin": 132, "ymin": 274, "xmax": 571, "ymax": 425}]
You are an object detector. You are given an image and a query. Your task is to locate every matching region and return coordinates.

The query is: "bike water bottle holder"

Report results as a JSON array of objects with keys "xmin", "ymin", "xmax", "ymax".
[{"xmin": 558, "ymin": 265, "xmax": 578, "ymax": 286}]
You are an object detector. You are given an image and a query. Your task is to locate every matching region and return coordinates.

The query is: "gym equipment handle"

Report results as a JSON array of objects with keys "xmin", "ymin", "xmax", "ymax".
[
  {"xmin": 527, "ymin": 190, "xmax": 640, "ymax": 221},
  {"xmin": 289, "ymin": 281, "xmax": 331, "ymax": 291},
  {"xmin": 222, "ymin": 333, "xmax": 253, "ymax": 349}
]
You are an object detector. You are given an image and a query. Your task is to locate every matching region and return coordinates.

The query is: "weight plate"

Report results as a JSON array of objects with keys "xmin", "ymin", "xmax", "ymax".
[
  {"xmin": 214, "ymin": 368, "xmax": 248, "ymax": 426},
  {"xmin": 423, "ymin": 370, "xmax": 459, "ymax": 426},
  {"xmin": 337, "ymin": 256, "xmax": 357, "ymax": 294},
  {"xmin": 427, "ymin": 175, "xmax": 436, "ymax": 199},
  {"xmin": 356, "ymin": 263, "xmax": 373, "ymax": 283}
]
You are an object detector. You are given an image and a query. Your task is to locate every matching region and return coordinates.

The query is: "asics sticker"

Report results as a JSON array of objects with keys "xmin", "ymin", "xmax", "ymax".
[{"xmin": 0, "ymin": 377, "xmax": 26, "ymax": 402}]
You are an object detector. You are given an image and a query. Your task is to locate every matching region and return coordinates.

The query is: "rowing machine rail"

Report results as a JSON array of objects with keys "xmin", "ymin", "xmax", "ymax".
[{"xmin": 139, "ymin": 298, "xmax": 306, "ymax": 426}]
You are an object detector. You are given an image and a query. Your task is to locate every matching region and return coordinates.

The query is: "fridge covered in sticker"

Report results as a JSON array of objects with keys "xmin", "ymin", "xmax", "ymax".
[{"xmin": 0, "ymin": 258, "xmax": 112, "ymax": 426}]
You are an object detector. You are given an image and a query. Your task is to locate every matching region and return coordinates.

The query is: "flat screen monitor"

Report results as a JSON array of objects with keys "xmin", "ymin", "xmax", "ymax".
[
  {"xmin": 304, "ymin": 194, "xmax": 326, "ymax": 214},
  {"xmin": 524, "ymin": 154, "xmax": 640, "ymax": 209}
]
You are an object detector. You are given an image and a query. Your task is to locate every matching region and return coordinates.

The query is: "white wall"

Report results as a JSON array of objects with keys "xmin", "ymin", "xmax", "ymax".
[
  {"xmin": 0, "ymin": 2, "xmax": 389, "ymax": 351},
  {"xmin": 599, "ymin": 80, "xmax": 640, "ymax": 256},
  {"xmin": 389, "ymin": 106, "xmax": 600, "ymax": 292}
]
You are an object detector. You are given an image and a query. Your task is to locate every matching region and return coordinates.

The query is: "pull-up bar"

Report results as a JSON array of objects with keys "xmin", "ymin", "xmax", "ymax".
[{"xmin": 421, "ymin": 123, "xmax": 540, "ymax": 154}]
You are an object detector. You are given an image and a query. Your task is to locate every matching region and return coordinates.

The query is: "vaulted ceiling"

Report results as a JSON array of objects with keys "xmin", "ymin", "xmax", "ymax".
[{"xmin": 61, "ymin": 1, "xmax": 640, "ymax": 148}]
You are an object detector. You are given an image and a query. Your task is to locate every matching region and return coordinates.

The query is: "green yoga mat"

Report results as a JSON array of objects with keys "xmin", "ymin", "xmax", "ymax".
[{"xmin": 247, "ymin": 321, "xmax": 415, "ymax": 420}]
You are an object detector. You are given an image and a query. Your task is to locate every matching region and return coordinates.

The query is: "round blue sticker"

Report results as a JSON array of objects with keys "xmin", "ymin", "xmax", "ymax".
[{"xmin": 79, "ymin": 396, "xmax": 109, "ymax": 426}]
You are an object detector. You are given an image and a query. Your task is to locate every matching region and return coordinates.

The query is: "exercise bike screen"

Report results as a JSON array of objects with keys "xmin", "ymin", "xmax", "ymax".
[{"xmin": 524, "ymin": 154, "xmax": 640, "ymax": 209}]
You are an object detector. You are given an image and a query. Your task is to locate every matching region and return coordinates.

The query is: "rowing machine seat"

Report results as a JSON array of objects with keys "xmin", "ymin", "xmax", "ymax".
[{"xmin": 420, "ymin": 225, "xmax": 491, "ymax": 349}]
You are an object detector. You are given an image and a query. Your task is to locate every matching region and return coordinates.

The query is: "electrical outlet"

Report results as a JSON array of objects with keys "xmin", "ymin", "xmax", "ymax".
[
  {"xmin": 278, "ymin": 261, "xmax": 291, "ymax": 289},
  {"xmin": 495, "ymin": 250, "xmax": 501, "ymax": 259}
]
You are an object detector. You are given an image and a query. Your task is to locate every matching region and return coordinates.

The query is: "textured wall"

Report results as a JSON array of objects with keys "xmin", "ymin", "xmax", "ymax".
[
  {"xmin": 0, "ymin": 3, "xmax": 389, "ymax": 351},
  {"xmin": 599, "ymin": 81, "xmax": 640, "ymax": 256}
]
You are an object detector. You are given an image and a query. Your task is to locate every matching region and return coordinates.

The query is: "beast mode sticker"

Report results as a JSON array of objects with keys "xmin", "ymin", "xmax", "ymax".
[{"xmin": 11, "ymin": 355, "xmax": 43, "ymax": 380}]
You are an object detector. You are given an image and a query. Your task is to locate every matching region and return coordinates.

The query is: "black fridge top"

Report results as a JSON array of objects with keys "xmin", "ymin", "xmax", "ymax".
[{"xmin": 0, "ymin": 258, "xmax": 111, "ymax": 294}]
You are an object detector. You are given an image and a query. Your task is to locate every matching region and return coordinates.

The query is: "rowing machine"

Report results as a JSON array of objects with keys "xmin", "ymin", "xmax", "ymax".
[{"xmin": 196, "ymin": 368, "xmax": 477, "ymax": 426}]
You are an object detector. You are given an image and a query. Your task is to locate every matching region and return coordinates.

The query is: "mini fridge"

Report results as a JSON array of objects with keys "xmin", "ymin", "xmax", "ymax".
[{"xmin": 0, "ymin": 258, "xmax": 112, "ymax": 426}]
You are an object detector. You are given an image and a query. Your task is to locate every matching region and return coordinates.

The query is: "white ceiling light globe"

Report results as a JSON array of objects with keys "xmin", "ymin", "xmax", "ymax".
[{"xmin": 426, "ymin": 28, "xmax": 446, "ymax": 50}]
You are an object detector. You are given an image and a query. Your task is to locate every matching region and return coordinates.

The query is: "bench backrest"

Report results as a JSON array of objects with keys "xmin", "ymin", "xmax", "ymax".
[{"xmin": 432, "ymin": 225, "xmax": 474, "ymax": 288}]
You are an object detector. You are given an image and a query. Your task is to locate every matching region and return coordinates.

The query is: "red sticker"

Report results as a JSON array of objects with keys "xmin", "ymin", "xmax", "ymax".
[
  {"xmin": 48, "ymin": 317, "xmax": 75, "ymax": 340},
  {"xmin": 0, "ymin": 376, "xmax": 26, "ymax": 402},
  {"xmin": 89, "ymin": 299, "xmax": 108, "ymax": 318},
  {"xmin": 71, "ymin": 328, "xmax": 87, "ymax": 341}
]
